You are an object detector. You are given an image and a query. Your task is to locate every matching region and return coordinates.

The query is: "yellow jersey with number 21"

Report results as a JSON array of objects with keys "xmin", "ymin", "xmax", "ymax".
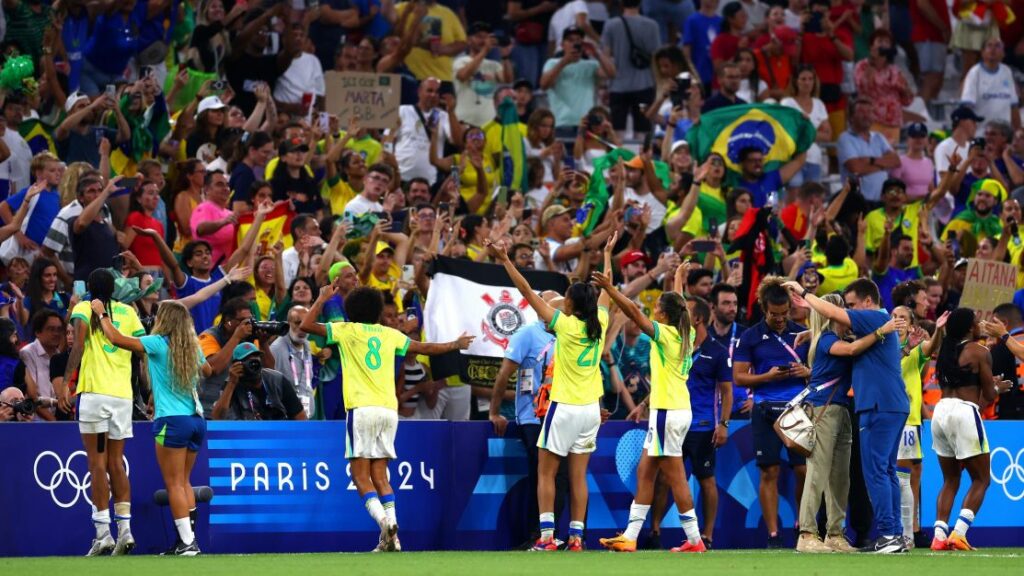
[
  {"xmin": 326, "ymin": 321, "xmax": 410, "ymax": 411},
  {"xmin": 548, "ymin": 306, "xmax": 609, "ymax": 406},
  {"xmin": 70, "ymin": 301, "xmax": 146, "ymax": 400}
]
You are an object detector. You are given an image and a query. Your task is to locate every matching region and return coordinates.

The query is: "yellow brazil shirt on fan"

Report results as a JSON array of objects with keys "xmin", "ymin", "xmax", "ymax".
[
  {"xmin": 812, "ymin": 254, "xmax": 860, "ymax": 296},
  {"xmin": 864, "ymin": 201, "xmax": 922, "ymax": 267},
  {"xmin": 324, "ymin": 176, "xmax": 357, "ymax": 216},
  {"xmin": 649, "ymin": 322, "xmax": 696, "ymax": 412},
  {"xmin": 394, "ymin": 1, "xmax": 467, "ymax": 82},
  {"xmin": 70, "ymin": 301, "xmax": 146, "ymax": 400},
  {"xmin": 547, "ymin": 306, "xmax": 609, "ymax": 405},
  {"xmin": 326, "ymin": 321, "xmax": 410, "ymax": 411},
  {"xmin": 453, "ymin": 154, "xmax": 497, "ymax": 215},
  {"xmin": 1004, "ymin": 231, "xmax": 1024, "ymax": 288},
  {"xmin": 902, "ymin": 343, "xmax": 929, "ymax": 427},
  {"xmin": 366, "ymin": 260, "xmax": 405, "ymax": 312}
]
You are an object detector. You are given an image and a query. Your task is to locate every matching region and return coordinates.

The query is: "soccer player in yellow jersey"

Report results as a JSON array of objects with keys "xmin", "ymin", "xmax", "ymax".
[
  {"xmin": 301, "ymin": 283, "xmax": 473, "ymax": 552},
  {"xmin": 892, "ymin": 306, "xmax": 947, "ymax": 547},
  {"xmin": 56, "ymin": 269, "xmax": 146, "ymax": 557},
  {"xmin": 488, "ymin": 236, "xmax": 613, "ymax": 552},
  {"xmin": 592, "ymin": 265, "xmax": 708, "ymax": 553}
]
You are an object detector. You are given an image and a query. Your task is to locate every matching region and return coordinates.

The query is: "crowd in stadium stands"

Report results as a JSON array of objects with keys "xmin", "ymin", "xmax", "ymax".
[{"xmin": 1, "ymin": 0, "xmax": 1024, "ymax": 555}]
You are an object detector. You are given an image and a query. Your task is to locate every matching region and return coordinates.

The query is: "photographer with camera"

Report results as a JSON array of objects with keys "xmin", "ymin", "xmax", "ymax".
[
  {"xmin": 210, "ymin": 342, "xmax": 307, "ymax": 421},
  {"xmin": 0, "ymin": 386, "xmax": 45, "ymax": 422},
  {"xmin": 196, "ymin": 297, "xmax": 277, "ymax": 418}
]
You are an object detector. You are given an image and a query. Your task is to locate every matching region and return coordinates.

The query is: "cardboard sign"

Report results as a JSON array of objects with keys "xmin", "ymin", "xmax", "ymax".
[
  {"xmin": 324, "ymin": 72, "xmax": 400, "ymax": 129},
  {"xmin": 960, "ymin": 258, "xmax": 1016, "ymax": 320}
]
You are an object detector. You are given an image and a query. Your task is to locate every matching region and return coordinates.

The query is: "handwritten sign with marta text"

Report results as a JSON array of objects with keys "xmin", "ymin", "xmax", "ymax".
[
  {"xmin": 960, "ymin": 258, "xmax": 1016, "ymax": 320},
  {"xmin": 324, "ymin": 72, "xmax": 400, "ymax": 130}
]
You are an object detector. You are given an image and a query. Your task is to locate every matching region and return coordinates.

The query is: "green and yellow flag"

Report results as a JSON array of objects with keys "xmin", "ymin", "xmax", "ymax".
[
  {"xmin": 686, "ymin": 104, "xmax": 816, "ymax": 174},
  {"xmin": 580, "ymin": 149, "xmax": 671, "ymax": 235}
]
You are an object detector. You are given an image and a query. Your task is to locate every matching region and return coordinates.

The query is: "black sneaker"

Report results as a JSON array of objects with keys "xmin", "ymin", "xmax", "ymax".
[
  {"xmin": 174, "ymin": 540, "xmax": 201, "ymax": 556},
  {"xmin": 700, "ymin": 535, "xmax": 713, "ymax": 550},
  {"xmin": 159, "ymin": 540, "xmax": 182, "ymax": 556},
  {"xmin": 858, "ymin": 535, "xmax": 908, "ymax": 554},
  {"xmin": 767, "ymin": 533, "xmax": 784, "ymax": 549},
  {"xmin": 642, "ymin": 530, "xmax": 662, "ymax": 550}
]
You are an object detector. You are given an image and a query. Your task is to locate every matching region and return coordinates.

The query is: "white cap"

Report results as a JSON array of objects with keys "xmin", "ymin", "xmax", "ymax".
[
  {"xmin": 65, "ymin": 91, "xmax": 90, "ymax": 113},
  {"xmin": 195, "ymin": 95, "xmax": 227, "ymax": 118}
]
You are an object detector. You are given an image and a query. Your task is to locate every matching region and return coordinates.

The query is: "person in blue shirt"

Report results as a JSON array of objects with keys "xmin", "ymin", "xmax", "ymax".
[
  {"xmin": 91, "ymin": 299, "xmax": 212, "ymax": 556},
  {"xmin": 682, "ymin": 0, "xmax": 722, "ymax": 87},
  {"xmin": 784, "ymin": 277, "xmax": 910, "ymax": 553},
  {"xmin": 0, "ymin": 152, "xmax": 63, "ymax": 251},
  {"xmin": 679, "ymin": 296, "xmax": 733, "ymax": 548},
  {"xmin": 707, "ymin": 283, "xmax": 749, "ymax": 420},
  {"xmin": 871, "ymin": 230, "xmax": 922, "ymax": 312},
  {"xmin": 734, "ymin": 147, "xmax": 806, "ymax": 208},
  {"xmin": 732, "ymin": 276, "xmax": 810, "ymax": 548},
  {"xmin": 795, "ymin": 293, "xmax": 899, "ymax": 553},
  {"xmin": 489, "ymin": 317, "xmax": 568, "ymax": 546},
  {"xmin": 79, "ymin": 1, "xmax": 140, "ymax": 96}
]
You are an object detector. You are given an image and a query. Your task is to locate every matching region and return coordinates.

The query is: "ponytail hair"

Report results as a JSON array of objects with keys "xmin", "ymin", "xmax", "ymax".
[
  {"xmin": 87, "ymin": 268, "xmax": 116, "ymax": 332},
  {"xmin": 659, "ymin": 292, "xmax": 691, "ymax": 359},
  {"xmin": 566, "ymin": 282, "xmax": 602, "ymax": 343},
  {"xmin": 808, "ymin": 293, "xmax": 843, "ymax": 368}
]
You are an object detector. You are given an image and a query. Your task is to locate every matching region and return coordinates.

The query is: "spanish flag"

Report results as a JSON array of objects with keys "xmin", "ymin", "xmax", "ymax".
[
  {"xmin": 686, "ymin": 104, "xmax": 816, "ymax": 174},
  {"xmin": 236, "ymin": 202, "xmax": 296, "ymax": 254}
]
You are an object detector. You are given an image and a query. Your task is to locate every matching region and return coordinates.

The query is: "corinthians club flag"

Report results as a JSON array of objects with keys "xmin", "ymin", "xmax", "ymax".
[
  {"xmin": 686, "ymin": 103, "xmax": 816, "ymax": 174},
  {"xmin": 424, "ymin": 257, "xmax": 570, "ymax": 385}
]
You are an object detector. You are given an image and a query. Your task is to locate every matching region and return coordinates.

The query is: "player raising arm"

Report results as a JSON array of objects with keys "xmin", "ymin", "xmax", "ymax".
[
  {"xmin": 301, "ymin": 280, "xmax": 473, "ymax": 552},
  {"xmin": 591, "ymin": 267, "xmax": 708, "ymax": 553},
  {"xmin": 487, "ymin": 235, "xmax": 612, "ymax": 552}
]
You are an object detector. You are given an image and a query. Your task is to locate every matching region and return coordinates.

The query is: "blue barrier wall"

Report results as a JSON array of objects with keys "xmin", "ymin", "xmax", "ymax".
[{"xmin": 3, "ymin": 419, "xmax": 1022, "ymax": 556}]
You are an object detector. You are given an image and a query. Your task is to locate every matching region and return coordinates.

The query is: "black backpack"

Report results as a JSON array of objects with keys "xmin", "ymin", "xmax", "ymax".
[{"xmin": 621, "ymin": 17, "xmax": 650, "ymax": 70}]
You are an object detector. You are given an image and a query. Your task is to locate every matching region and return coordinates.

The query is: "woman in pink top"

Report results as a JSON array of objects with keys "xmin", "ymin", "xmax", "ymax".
[
  {"xmin": 891, "ymin": 122, "xmax": 936, "ymax": 202},
  {"xmin": 189, "ymin": 170, "xmax": 237, "ymax": 266},
  {"xmin": 854, "ymin": 29, "xmax": 913, "ymax": 146}
]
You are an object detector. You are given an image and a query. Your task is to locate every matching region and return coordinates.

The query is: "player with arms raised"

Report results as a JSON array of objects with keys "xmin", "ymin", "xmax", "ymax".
[
  {"xmin": 301, "ymin": 282, "xmax": 473, "ymax": 552},
  {"xmin": 592, "ymin": 264, "xmax": 708, "ymax": 553},
  {"xmin": 488, "ymin": 234, "xmax": 613, "ymax": 552}
]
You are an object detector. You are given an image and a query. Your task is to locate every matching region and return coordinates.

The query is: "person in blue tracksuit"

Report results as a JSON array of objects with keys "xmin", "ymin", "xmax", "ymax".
[{"xmin": 784, "ymin": 278, "xmax": 910, "ymax": 554}]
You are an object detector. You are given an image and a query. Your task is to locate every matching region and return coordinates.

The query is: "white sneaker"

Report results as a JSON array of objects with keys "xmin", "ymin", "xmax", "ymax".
[
  {"xmin": 112, "ymin": 531, "xmax": 135, "ymax": 556},
  {"xmin": 392, "ymin": 535, "xmax": 402, "ymax": 552},
  {"xmin": 86, "ymin": 535, "xmax": 115, "ymax": 557},
  {"xmin": 371, "ymin": 536, "xmax": 387, "ymax": 553}
]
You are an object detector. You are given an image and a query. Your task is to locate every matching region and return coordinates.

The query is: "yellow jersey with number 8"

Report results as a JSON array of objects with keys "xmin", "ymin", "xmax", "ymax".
[
  {"xmin": 326, "ymin": 321, "xmax": 410, "ymax": 411},
  {"xmin": 70, "ymin": 301, "xmax": 146, "ymax": 400},
  {"xmin": 547, "ymin": 307, "xmax": 609, "ymax": 406}
]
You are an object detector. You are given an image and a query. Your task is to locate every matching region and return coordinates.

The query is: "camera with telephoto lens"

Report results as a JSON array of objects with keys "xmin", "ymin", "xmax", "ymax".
[
  {"xmin": 238, "ymin": 356, "xmax": 263, "ymax": 381},
  {"xmin": 250, "ymin": 320, "xmax": 289, "ymax": 337},
  {"xmin": 10, "ymin": 398, "xmax": 37, "ymax": 416},
  {"xmin": 971, "ymin": 137, "xmax": 986, "ymax": 150}
]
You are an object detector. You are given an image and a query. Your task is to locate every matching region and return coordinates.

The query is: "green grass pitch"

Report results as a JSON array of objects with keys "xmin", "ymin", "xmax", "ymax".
[{"xmin": 3, "ymin": 549, "xmax": 1022, "ymax": 576}]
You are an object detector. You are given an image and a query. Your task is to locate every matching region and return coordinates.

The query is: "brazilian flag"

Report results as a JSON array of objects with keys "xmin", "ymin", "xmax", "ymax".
[
  {"xmin": 580, "ymin": 149, "xmax": 671, "ymax": 235},
  {"xmin": 19, "ymin": 118, "xmax": 56, "ymax": 156},
  {"xmin": 495, "ymin": 97, "xmax": 528, "ymax": 192},
  {"xmin": 686, "ymin": 103, "xmax": 816, "ymax": 176}
]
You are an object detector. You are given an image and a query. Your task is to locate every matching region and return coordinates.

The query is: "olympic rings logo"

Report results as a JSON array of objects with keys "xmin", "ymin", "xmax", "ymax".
[
  {"xmin": 989, "ymin": 447, "xmax": 1024, "ymax": 502},
  {"xmin": 33, "ymin": 451, "xmax": 130, "ymax": 509}
]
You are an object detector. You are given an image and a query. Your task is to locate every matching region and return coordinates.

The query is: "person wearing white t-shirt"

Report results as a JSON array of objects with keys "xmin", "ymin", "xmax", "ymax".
[
  {"xmin": 960, "ymin": 37, "xmax": 1021, "ymax": 136},
  {"xmin": 273, "ymin": 24, "xmax": 326, "ymax": 116},
  {"xmin": 548, "ymin": 0, "xmax": 598, "ymax": 50},
  {"xmin": 281, "ymin": 214, "xmax": 324, "ymax": 288},
  {"xmin": 622, "ymin": 156, "xmax": 667, "ymax": 234},
  {"xmin": 934, "ymin": 106, "xmax": 982, "ymax": 176},
  {"xmin": 781, "ymin": 66, "xmax": 831, "ymax": 187},
  {"xmin": 393, "ymin": 78, "xmax": 464, "ymax": 185},
  {"xmin": 453, "ymin": 22, "xmax": 513, "ymax": 128},
  {"xmin": 343, "ymin": 164, "xmax": 392, "ymax": 217}
]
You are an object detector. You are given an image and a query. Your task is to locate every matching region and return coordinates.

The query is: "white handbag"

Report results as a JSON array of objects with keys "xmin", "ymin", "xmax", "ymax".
[{"xmin": 773, "ymin": 377, "xmax": 840, "ymax": 457}]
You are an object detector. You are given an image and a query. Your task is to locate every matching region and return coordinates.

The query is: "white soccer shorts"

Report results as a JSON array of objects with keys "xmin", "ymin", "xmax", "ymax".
[
  {"xmin": 644, "ymin": 408, "xmax": 693, "ymax": 458},
  {"xmin": 77, "ymin": 393, "xmax": 134, "ymax": 440},
  {"xmin": 931, "ymin": 398, "xmax": 990, "ymax": 461},
  {"xmin": 345, "ymin": 406, "xmax": 398, "ymax": 460},
  {"xmin": 897, "ymin": 424, "xmax": 923, "ymax": 461},
  {"xmin": 537, "ymin": 401, "xmax": 600, "ymax": 457}
]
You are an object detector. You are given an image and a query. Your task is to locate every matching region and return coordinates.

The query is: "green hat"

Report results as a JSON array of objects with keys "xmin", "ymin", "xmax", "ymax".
[{"xmin": 328, "ymin": 261, "xmax": 353, "ymax": 283}]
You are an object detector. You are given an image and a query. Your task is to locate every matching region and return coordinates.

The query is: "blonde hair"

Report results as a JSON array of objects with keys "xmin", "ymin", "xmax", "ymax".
[
  {"xmin": 59, "ymin": 163, "xmax": 98, "ymax": 207},
  {"xmin": 151, "ymin": 301, "xmax": 204, "ymax": 394},
  {"xmin": 808, "ymin": 293, "xmax": 844, "ymax": 368}
]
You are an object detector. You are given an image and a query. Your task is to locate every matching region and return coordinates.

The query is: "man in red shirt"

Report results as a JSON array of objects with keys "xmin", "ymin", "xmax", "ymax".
[
  {"xmin": 909, "ymin": 0, "xmax": 952, "ymax": 103},
  {"xmin": 780, "ymin": 182, "xmax": 827, "ymax": 241},
  {"xmin": 799, "ymin": 0, "xmax": 853, "ymax": 135}
]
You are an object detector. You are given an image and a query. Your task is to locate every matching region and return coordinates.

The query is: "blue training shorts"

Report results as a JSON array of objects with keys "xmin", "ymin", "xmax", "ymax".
[{"xmin": 153, "ymin": 415, "xmax": 207, "ymax": 451}]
